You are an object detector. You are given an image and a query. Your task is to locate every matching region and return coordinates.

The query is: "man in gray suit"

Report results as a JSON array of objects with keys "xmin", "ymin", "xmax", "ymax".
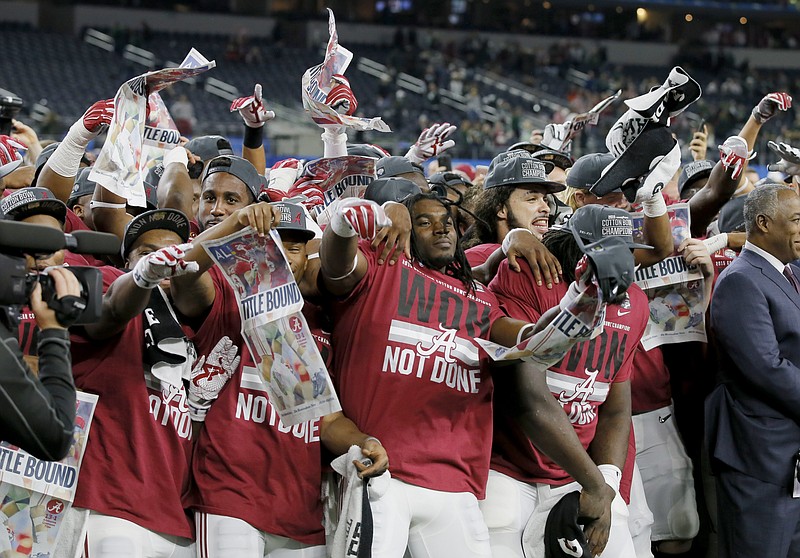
[{"xmin": 707, "ymin": 183, "xmax": 800, "ymax": 557}]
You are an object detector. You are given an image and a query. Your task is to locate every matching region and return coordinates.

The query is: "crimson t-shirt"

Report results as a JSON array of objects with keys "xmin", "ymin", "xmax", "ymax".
[
  {"xmin": 188, "ymin": 267, "xmax": 324, "ymax": 545},
  {"xmin": 630, "ymin": 345, "xmax": 671, "ymax": 413},
  {"xmin": 70, "ymin": 266, "xmax": 194, "ymax": 539},
  {"xmin": 329, "ymin": 242, "xmax": 506, "ymax": 498},
  {"xmin": 465, "ymin": 242, "xmax": 501, "ymax": 268},
  {"xmin": 488, "ymin": 259, "xmax": 648, "ymax": 486}
]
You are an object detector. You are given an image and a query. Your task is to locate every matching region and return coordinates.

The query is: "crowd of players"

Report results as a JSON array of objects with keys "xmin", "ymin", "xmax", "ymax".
[{"xmin": 1, "ymin": 55, "xmax": 800, "ymax": 558}]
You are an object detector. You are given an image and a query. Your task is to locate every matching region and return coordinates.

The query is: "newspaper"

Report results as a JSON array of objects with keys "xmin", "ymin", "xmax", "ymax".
[
  {"xmin": 302, "ymin": 156, "xmax": 376, "ymax": 224},
  {"xmin": 632, "ymin": 203, "xmax": 707, "ymax": 350},
  {"xmin": 556, "ymin": 89, "xmax": 621, "ymax": 151},
  {"xmin": 301, "ymin": 9, "xmax": 390, "ymax": 133},
  {"xmin": 202, "ymin": 228, "xmax": 341, "ymax": 425},
  {"xmin": 476, "ymin": 282, "xmax": 606, "ymax": 368},
  {"xmin": 0, "ymin": 392, "xmax": 98, "ymax": 557},
  {"xmin": 90, "ymin": 48, "xmax": 216, "ymax": 207}
]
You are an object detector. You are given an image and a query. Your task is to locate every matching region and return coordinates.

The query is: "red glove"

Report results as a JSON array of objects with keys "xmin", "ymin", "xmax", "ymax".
[
  {"xmin": 0, "ymin": 135, "xmax": 27, "ymax": 178},
  {"xmin": 330, "ymin": 198, "xmax": 391, "ymax": 240},
  {"xmin": 81, "ymin": 99, "xmax": 114, "ymax": 134},
  {"xmin": 752, "ymin": 92, "xmax": 792, "ymax": 124},
  {"xmin": 325, "ymin": 74, "xmax": 358, "ymax": 116},
  {"xmin": 287, "ymin": 175, "xmax": 326, "ymax": 211},
  {"xmin": 230, "ymin": 84, "xmax": 275, "ymax": 128},
  {"xmin": 268, "ymin": 158, "xmax": 303, "ymax": 194}
]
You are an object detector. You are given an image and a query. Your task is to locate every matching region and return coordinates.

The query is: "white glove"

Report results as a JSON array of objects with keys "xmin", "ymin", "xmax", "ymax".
[
  {"xmin": 329, "ymin": 198, "xmax": 392, "ymax": 240},
  {"xmin": 405, "ymin": 122, "xmax": 457, "ymax": 164},
  {"xmin": 636, "ymin": 141, "xmax": 680, "ymax": 217},
  {"xmin": 187, "ymin": 336, "xmax": 240, "ymax": 421},
  {"xmin": 229, "ymin": 84, "xmax": 275, "ymax": 128},
  {"xmin": 768, "ymin": 140, "xmax": 800, "ymax": 177},
  {"xmin": 605, "ymin": 109, "xmax": 648, "ymax": 157},
  {"xmin": 597, "ymin": 464, "xmax": 622, "ymax": 494},
  {"xmin": 718, "ymin": 135, "xmax": 756, "ymax": 180},
  {"xmin": 131, "ymin": 243, "xmax": 199, "ymax": 289},
  {"xmin": 540, "ymin": 122, "xmax": 571, "ymax": 152}
]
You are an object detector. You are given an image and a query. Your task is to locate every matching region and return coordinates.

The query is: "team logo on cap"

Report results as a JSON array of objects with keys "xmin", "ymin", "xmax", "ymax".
[{"xmin": 521, "ymin": 160, "xmax": 546, "ymax": 180}]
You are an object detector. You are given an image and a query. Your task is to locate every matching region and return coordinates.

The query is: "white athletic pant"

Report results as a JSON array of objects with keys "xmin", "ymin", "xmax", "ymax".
[
  {"xmin": 627, "ymin": 463, "xmax": 655, "ymax": 558},
  {"xmin": 479, "ymin": 469, "xmax": 636, "ymax": 558},
  {"xmin": 194, "ymin": 512, "xmax": 325, "ymax": 558},
  {"xmin": 368, "ymin": 477, "xmax": 492, "ymax": 558},
  {"xmin": 82, "ymin": 512, "xmax": 193, "ymax": 558},
  {"xmin": 633, "ymin": 404, "xmax": 699, "ymax": 542}
]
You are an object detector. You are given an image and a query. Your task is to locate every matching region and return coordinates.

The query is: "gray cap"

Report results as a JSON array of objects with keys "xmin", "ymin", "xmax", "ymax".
[
  {"xmin": 347, "ymin": 143, "xmax": 390, "ymax": 158},
  {"xmin": 717, "ymin": 196, "xmax": 747, "ymax": 233},
  {"xmin": 275, "ymin": 202, "xmax": 315, "ymax": 241},
  {"xmin": 484, "ymin": 157, "xmax": 565, "ymax": 194},
  {"xmin": 364, "ymin": 177, "xmax": 420, "ymax": 205},
  {"xmin": 566, "ymin": 204, "xmax": 652, "ymax": 250},
  {"xmin": 185, "ymin": 135, "xmax": 234, "ymax": 161},
  {"xmin": 488, "ymin": 149, "xmax": 554, "ymax": 174},
  {"xmin": 68, "ymin": 168, "xmax": 96, "ymax": 207},
  {"xmin": 531, "ymin": 148, "xmax": 573, "ymax": 170},
  {"xmin": 566, "ymin": 152, "xmax": 616, "ymax": 190},
  {"xmin": 376, "ymin": 156, "xmax": 424, "ymax": 179},
  {"xmin": 203, "ymin": 155, "xmax": 260, "ymax": 200},
  {"xmin": 1, "ymin": 187, "xmax": 67, "ymax": 224},
  {"xmin": 678, "ymin": 160, "xmax": 714, "ymax": 196}
]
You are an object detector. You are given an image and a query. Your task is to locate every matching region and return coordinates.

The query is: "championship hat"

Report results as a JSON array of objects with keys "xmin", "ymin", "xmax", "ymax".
[
  {"xmin": 185, "ymin": 135, "xmax": 234, "ymax": 161},
  {"xmin": 121, "ymin": 208, "xmax": 190, "ymax": 259},
  {"xmin": 507, "ymin": 141, "xmax": 545, "ymax": 155},
  {"xmin": 544, "ymin": 492, "xmax": 592, "ymax": 558},
  {"xmin": 68, "ymin": 168, "xmax": 96, "ymax": 208},
  {"xmin": 531, "ymin": 148, "xmax": 574, "ymax": 171},
  {"xmin": 1, "ymin": 187, "xmax": 67, "ymax": 224},
  {"xmin": 678, "ymin": 160, "xmax": 714, "ymax": 197},
  {"xmin": 488, "ymin": 148, "xmax": 553, "ymax": 174},
  {"xmin": 347, "ymin": 143, "xmax": 391, "ymax": 159},
  {"xmin": 566, "ymin": 204, "xmax": 652, "ymax": 250},
  {"xmin": 717, "ymin": 195, "xmax": 747, "ymax": 233},
  {"xmin": 375, "ymin": 156, "xmax": 424, "ymax": 180},
  {"xmin": 274, "ymin": 202, "xmax": 315, "ymax": 241},
  {"xmin": 364, "ymin": 177, "xmax": 420, "ymax": 205},
  {"xmin": 484, "ymin": 157, "xmax": 565, "ymax": 194},
  {"xmin": 566, "ymin": 152, "xmax": 615, "ymax": 190},
  {"xmin": 203, "ymin": 155, "xmax": 261, "ymax": 200}
]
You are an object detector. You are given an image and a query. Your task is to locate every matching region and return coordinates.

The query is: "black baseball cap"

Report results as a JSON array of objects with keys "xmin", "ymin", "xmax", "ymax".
[
  {"xmin": 1, "ymin": 187, "xmax": 67, "ymax": 224},
  {"xmin": 375, "ymin": 156, "xmax": 424, "ymax": 179},
  {"xmin": 185, "ymin": 135, "xmax": 234, "ymax": 161},
  {"xmin": 364, "ymin": 177, "xmax": 420, "ymax": 205},
  {"xmin": 532, "ymin": 149, "xmax": 574, "ymax": 171},
  {"xmin": 544, "ymin": 492, "xmax": 591, "ymax": 558},
  {"xmin": 566, "ymin": 204, "xmax": 652, "ymax": 250},
  {"xmin": 484, "ymin": 157, "xmax": 565, "ymax": 194},
  {"xmin": 428, "ymin": 171, "xmax": 472, "ymax": 191},
  {"xmin": 566, "ymin": 152, "xmax": 615, "ymax": 190},
  {"xmin": 678, "ymin": 160, "xmax": 714, "ymax": 196},
  {"xmin": 275, "ymin": 202, "xmax": 315, "ymax": 241},
  {"xmin": 122, "ymin": 208, "xmax": 190, "ymax": 259},
  {"xmin": 68, "ymin": 168, "xmax": 96, "ymax": 208},
  {"xmin": 717, "ymin": 195, "xmax": 747, "ymax": 234},
  {"xmin": 507, "ymin": 141, "xmax": 545, "ymax": 155},
  {"xmin": 203, "ymin": 155, "xmax": 260, "ymax": 200}
]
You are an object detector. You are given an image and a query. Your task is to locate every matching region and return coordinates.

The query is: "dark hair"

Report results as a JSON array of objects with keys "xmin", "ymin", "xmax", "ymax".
[
  {"xmin": 404, "ymin": 192, "xmax": 476, "ymax": 293},
  {"xmin": 462, "ymin": 186, "xmax": 514, "ymax": 249},
  {"xmin": 542, "ymin": 228, "xmax": 583, "ymax": 284}
]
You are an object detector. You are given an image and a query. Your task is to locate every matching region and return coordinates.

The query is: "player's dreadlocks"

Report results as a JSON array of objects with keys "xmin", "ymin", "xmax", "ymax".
[
  {"xmin": 403, "ymin": 192, "xmax": 476, "ymax": 294},
  {"xmin": 462, "ymin": 187, "xmax": 514, "ymax": 249},
  {"xmin": 542, "ymin": 228, "xmax": 584, "ymax": 284}
]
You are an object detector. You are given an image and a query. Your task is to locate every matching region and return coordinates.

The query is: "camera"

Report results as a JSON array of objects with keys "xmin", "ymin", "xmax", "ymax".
[
  {"xmin": 0, "ymin": 88, "xmax": 24, "ymax": 136},
  {"xmin": 0, "ymin": 220, "xmax": 121, "ymax": 326}
]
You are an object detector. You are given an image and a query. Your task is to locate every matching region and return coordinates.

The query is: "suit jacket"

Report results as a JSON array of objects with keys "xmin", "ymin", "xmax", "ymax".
[{"xmin": 706, "ymin": 248, "xmax": 800, "ymax": 487}]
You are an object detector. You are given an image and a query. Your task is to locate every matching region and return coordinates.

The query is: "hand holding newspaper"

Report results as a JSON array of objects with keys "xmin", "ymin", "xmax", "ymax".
[
  {"xmin": 90, "ymin": 48, "xmax": 216, "ymax": 207},
  {"xmin": 301, "ymin": 9, "xmax": 390, "ymax": 133}
]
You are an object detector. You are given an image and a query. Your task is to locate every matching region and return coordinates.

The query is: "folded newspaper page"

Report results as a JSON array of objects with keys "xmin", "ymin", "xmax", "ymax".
[
  {"xmin": 476, "ymin": 282, "xmax": 606, "ymax": 368},
  {"xmin": 557, "ymin": 89, "xmax": 621, "ymax": 151},
  {"xmin": 202, "ymin": 228, "xmax": 341, "ymax": 425},
  {"xmin": 632, "ymin": 203, "xmax": 707, "ymax": 350},
  {"xmin": 301, "ymin": 156, "xmax": 376, "ymax": 224},
  {"xmin": 0, "ymin": 392, "xmax": 98, "ymax": 557},
  {"xmin": 301, "ymin": 9, "xmax": 390, "ymax": 132},
  {"xmin": 90, "ymin": 48, "xmax": 216, "ymax": 207}
]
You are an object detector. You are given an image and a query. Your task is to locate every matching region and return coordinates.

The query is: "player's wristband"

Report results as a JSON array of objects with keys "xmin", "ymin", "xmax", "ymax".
[
  {"xmin": 515, "ymin": 323, "xmax": 536, "ymax": 345},
  {"xmin": 362, "ymin": 436, "xmax": 381, "ymax": 447},
  {"xmin": 163, "ymin": 146, "xmax": 189, "ymax": 168},
  {"xmin": 187, "ymin": 396, "xmax": 212, "ymax": 422},
  {"xmin": 703, "ymin": 233, "xmax": 728, "ymax": 254},
  {"xmin": 46, "ymin": 121, "xmax": 95, "ymax": 178},
  {"xmin": 597, "ymin": 464, "xmax": 622, "ymax": 493},
  {"xmin": 243, "ymin": 125, "xmax": 264, "ymax": 149},
  {"xmin": 559, "ymin": 281, "xmax": 582, "ymax": 313},
  {"xmin": 321, "ymin": 129, "xmax": 347, "ymax": 159},
  {"xmin": 502, "ymin": 228, "xmax": 533, "ymax": 255},
  {"xmin": 641, "ymin": 193, "xmax": 667, "ymax": 218},
  {"xmin": 325, "ymin": 254, "xmax": 358, "ymax": 281},
  {"xmin": 89, "ymin": 200, "xmax": 127, "ymax": 209}
]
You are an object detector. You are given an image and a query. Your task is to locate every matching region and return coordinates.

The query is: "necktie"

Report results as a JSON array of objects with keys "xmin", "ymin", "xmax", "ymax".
[{"xmin": 784, "ymin": 265, "xmax": 800, "ymax": 293}]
